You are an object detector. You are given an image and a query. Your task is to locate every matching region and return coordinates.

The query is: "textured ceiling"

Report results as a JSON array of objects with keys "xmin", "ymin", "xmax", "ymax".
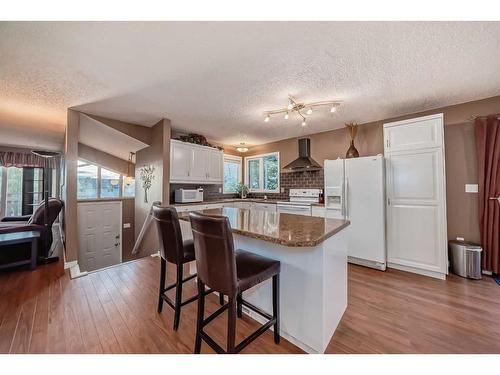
[{"xmin": 1, "ymin": 21, "xmax": 500, "ymax": 150}]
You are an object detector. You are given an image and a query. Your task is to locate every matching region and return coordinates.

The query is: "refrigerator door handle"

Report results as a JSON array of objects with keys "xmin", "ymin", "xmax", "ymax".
[{"xmin": 344, "ymin": 178, "xmax": 349, "ymax": 218}]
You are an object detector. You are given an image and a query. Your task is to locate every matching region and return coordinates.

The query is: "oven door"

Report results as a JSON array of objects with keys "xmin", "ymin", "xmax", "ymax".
[{"xmin": 276, "ymin": 203, "xmax": 312, "ymax": 216}]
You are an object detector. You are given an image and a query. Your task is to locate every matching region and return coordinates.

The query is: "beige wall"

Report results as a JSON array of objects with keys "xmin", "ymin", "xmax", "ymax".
[
  {"xmin": 78, "ymin": 143, "xmax": 135, "ymax": 176},
  {"xmin": 134, "ymin": 119, "xmax": 171, "ymax": 255},
  {"xmin": 245, "ymin": 95, "xmax": 500, "ymax": 243},
  {"xmin": 63, "ymin": 109, "xmax": 79, "ymax": 262}
]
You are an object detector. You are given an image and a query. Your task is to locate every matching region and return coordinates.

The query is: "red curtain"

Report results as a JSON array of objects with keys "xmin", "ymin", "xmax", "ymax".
[{"xmin": 475, "ymin": 115, "xmax": 500, "ymax": 273}]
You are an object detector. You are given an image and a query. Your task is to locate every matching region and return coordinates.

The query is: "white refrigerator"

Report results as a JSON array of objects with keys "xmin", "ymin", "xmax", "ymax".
[{"xmin": 324, "ymin": 155, "xmax": 386, "ymax": 270}]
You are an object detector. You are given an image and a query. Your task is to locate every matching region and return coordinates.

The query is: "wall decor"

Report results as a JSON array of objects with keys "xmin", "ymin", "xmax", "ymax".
[
  {"xmin": 177, "ymin": 133, "xmax": 224, "ymax": 151},
  {"xmin": 139, "ymin": 165, "xmax": 155, "ymax": 203},
  {"xmin": 345, "ymin": 122, "xmax": 360, "ymax": 158}
]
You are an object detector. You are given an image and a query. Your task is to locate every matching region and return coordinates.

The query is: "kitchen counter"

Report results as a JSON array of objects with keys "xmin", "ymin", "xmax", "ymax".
[
  {"xmin": 179, "ymin": 206, "xmax": 349, "ymax": 353},
  {"xmin": 171, "ymin": 198, "xmax": 283, "ymax": 206},
  {"xmin": 179, "ymin": 207, "xmax": 349, "ymax": 247}
]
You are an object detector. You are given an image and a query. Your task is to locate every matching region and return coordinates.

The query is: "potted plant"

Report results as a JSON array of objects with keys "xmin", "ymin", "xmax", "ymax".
[{"xmin": 235, "ymin": 183, "xmax": 249, "ymax": 199}]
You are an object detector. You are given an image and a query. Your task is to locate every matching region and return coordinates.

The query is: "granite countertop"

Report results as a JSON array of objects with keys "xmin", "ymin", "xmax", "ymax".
[
  {"xmin": 172, "ymin": 198, "xmax": 283, "ymax": 206},
  {"xmin": 179, "ymin": 207, "xmax": 349, "ymax": 247}
]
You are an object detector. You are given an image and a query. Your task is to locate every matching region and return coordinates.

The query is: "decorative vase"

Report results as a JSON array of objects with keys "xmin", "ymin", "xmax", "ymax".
[{"xmin": 346, "ymin": 140, "xmax": 359, "ymax": 158}]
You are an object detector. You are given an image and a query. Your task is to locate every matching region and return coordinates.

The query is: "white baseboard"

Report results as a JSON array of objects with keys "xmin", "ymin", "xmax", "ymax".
[
  {"xmin": 388, "ymin": 262, "xmax": 446, "ymax": 280},
  {"xmin": 64, "ymin": 260, "xmax": 78, "ymax": 270},
  {"xmin": 482, "ymin": 270, "xmax": 493, "ymax": 276},
  {"xmin": 348, "ymin": 256, "xmax": 386, "ymax": 271},
  {"xmin": 69, "ymin": 263, "xmax": 87, "ymax": 279}
]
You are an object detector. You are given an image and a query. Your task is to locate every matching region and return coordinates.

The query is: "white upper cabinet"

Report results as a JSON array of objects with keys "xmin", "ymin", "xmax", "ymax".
[
  {"xmin": 170, "ymin": 141, "xmax": 192, "ymax": 181},
  {"xmin": 383, "ymin": 114, "xmax": 443, "ymax": 152},
  {"xmin": 170, "ymin": 140, "xmax": 223, "ymax": 184},
  {"xmin": 207, "ymin": 150, "xmax": 223, "ymax": 182},
  {"xmin": 190, "ymin": 147, "xmax": 208, "ymax": 181}
]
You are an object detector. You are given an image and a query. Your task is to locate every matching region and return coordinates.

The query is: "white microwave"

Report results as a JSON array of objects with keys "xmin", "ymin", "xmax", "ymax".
[{"xmin": 175, "ymin": 188, "xmax": 204, "ymax": 203}]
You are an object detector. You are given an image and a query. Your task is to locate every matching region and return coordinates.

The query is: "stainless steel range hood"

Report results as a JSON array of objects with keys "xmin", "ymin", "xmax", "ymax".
[{"xmin": 283, "ymin": 138, "xmax": 322, "ymax": 171}]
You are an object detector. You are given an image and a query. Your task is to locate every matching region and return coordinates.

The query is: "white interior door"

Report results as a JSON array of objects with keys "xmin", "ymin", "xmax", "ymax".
[
  {"xmin": 78, "ymin": 201, "xmax": 122, "ymax": 272},
  {"xmin": 384, "ymin": 114, "xmax": 447, "ymax": 278}
]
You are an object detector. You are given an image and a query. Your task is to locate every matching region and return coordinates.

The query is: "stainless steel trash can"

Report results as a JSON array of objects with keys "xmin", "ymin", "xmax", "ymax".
[{"xmin": 448, "ymin": 240, "xmax": 482, "ymax": 279}]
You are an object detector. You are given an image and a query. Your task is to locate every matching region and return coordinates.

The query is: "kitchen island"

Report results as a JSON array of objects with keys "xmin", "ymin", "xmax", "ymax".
[{"xmin": 179, "ymin": 207, "xmax": 350, "ymax": 354}]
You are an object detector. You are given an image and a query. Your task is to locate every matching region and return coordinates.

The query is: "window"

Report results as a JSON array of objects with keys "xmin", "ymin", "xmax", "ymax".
[
  {"xmin": 6, "ymin": 167, "xmax": 23, "ymax": 216},
  {"xmin": 245, "ymin": 152, "xmax": 280, "ymax": 193},
  {"xmin": 0, "ymin": 166, "xmax": 47, "ymax": 217},
  {"xmin": 122, "ymin": 177, "xmax": 135, "ymax": 197},
  {"xmin": 223, "ymin": 155, "xmax": 242, "ymax": 193},
  {"xmin": 77, "ymin": 159, "xmax": 135, "ymax": 200},
  {"xmin": 100, "ymin": 168, "xmax": 121, "ymax": 198},
  {"xmin": 77, "ymin": 161, "xmax": 98, "ymax": 199}
]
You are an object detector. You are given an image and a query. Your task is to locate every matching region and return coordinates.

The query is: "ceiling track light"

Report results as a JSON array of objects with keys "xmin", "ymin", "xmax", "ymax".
[{"xmin": 263, "ymin": 94, "xmax": 341, "ymax": 127}]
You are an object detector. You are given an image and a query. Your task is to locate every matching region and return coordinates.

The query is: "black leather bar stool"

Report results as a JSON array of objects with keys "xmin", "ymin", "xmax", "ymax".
[
  {"xmin": 152, "ymin": 205, "xmax": 223, "ymax": 331},
  {"xmin": 190, "ymin": 211, "xmax": 281, "ymax": 354}
]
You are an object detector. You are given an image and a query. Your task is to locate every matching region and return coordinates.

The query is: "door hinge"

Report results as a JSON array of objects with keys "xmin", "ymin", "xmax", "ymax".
[
  {"xmin": 386, "ymin": 139, "xmax": 390, "ymax": 148},
  {"xmin": 387, "ymin": 197, "xmax": 391, "ymax": 206}
]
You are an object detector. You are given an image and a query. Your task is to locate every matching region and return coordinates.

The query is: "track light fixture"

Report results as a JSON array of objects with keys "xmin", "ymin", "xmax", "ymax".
[{"xmin": 264, "ymin": 94, "xmax": 340, "ymax": 127}]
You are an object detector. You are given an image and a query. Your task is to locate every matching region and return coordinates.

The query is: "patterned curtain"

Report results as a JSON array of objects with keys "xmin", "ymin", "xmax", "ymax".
[
  {"xmin": 0, "ymin": 151, "xmax": 61, "ymax": 168},
  {"xmin": 475, "ymin": 115, "xmax": 500, "ymax": 273}
]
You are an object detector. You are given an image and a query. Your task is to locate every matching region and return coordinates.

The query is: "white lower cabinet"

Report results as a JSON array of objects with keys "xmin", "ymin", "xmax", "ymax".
[
  {"xmin": 232, "ymin": 201, "xmax": 254, "ymax": 209},
  {"xmin": 252, "ymin": 203, "xmax": 277, "ymax": 212}
]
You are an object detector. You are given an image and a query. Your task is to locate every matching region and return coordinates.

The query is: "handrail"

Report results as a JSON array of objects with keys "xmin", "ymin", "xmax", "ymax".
[{"xmin": 132, "ymin": 201, "xmax": 161, "ymax": 254}]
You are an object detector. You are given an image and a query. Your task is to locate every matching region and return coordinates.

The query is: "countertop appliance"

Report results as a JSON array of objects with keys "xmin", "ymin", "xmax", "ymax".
[
  {"xmin": 324, "ymin": 155, "xmax": 386, "ymax": 270},
  {"xmin": 175, "ymin": 188, "xmax": 204, "ymax": 203},
  {"xmin": 276, "ymin": 188, "xmax": 321, "ymax": 216}
]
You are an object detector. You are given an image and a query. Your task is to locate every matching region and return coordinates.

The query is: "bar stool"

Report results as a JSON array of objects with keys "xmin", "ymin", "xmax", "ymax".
[
  {"xmin": 152, "ymin": 205, "xmax": 223, "ymax": 331},
  {"xmin": 189, "ymin": 211, "xmax": 281, "ymax": 354}
]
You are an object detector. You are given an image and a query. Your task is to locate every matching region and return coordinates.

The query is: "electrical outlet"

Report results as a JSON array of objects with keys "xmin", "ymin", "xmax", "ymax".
[
  {"xmin": 465, "ymin": 184, "xmax": 478, "ymax": 193},
  {"xmin": 218, "ymin": 187, "xmax": 222, "ymax": 193},
  {"xmin": 123, "ymin": 223, "xmax": 131, "ymax": 229},
  {"xmin": 281, "ymin": 187, "xmax": 285, "ymax": 193}
]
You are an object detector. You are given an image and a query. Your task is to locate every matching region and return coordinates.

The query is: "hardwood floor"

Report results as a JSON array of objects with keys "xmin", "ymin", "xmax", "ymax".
[{"xmin": 0, "ymin": 256, "xmax": 499, "ymax": 354}]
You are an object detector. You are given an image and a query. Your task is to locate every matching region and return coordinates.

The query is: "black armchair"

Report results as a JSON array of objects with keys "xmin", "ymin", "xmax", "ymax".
[{"xmin": 0, "ymin": 198, "xmax": 64, "ymax": 259}]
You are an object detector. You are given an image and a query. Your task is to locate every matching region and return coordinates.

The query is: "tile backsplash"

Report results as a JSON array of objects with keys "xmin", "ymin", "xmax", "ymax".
[
  {"xmin": 169, "ymin": 183, "xmax": 238, "ymax": 203},
  {"xmin": 170, "ymin": 170, "xmax": 324, "ymax": 202},
  {"xmin": 248, "ymin": 170, "xmax": 324, "ymax": 200}
]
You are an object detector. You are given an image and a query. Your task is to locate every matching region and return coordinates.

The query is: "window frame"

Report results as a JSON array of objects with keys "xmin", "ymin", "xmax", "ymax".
[
  {"xmin": 223, "ymin": 154, "xmax": 243, "ymax": 194},
  {"xmin": 77, "ymin": 158, "xmax": 135, "ymax": 201},
  {"xmin": 244, "ymin": 152, "xmax": 280, "ymax": 193}
]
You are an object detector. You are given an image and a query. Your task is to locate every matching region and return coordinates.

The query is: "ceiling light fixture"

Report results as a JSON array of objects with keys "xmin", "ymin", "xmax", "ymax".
[
  {"xmin": 264, "ymin": 95, "xmax": 341, "ymax": 127},
  {"xmin": 236, "ymin": 143, "xmax": 249, "ymax": 153}
]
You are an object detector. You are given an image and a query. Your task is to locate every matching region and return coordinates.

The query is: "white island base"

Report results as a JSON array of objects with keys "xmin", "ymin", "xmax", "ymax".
[{"xmin": 183, "ymin": 221, "xmax": 349, "ymax": 354}]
